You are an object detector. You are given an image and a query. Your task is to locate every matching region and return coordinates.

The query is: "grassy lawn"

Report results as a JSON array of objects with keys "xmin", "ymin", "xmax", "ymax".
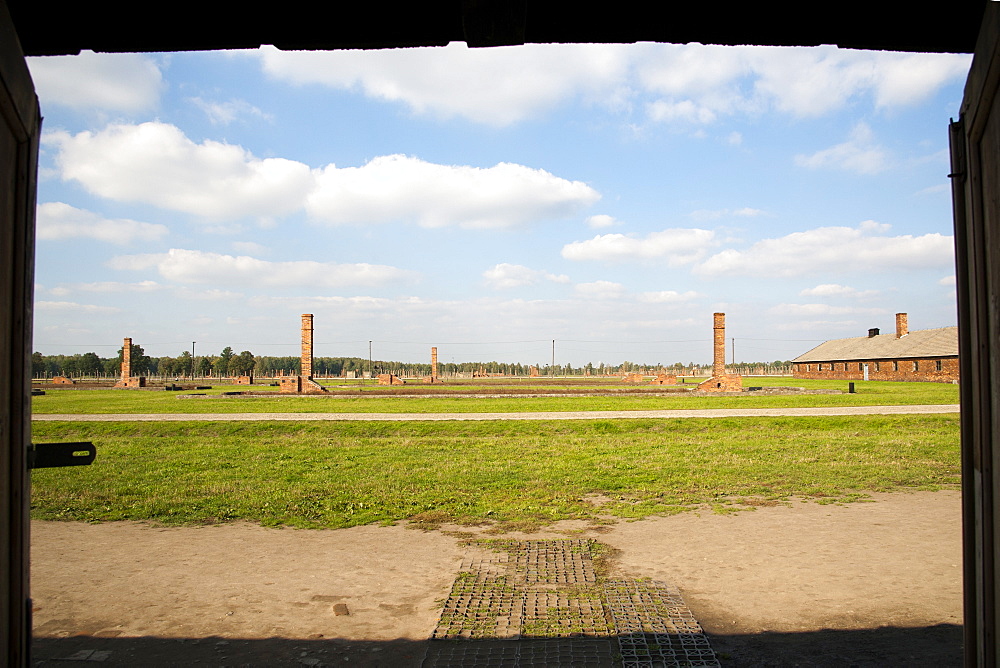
[
  {"xmin": 31, "ymin": 377, "xmax": 959, "ymax": 414},
  {"xmin": 31, "ymin": 415, "xmax": 960, "ymax": 530}
]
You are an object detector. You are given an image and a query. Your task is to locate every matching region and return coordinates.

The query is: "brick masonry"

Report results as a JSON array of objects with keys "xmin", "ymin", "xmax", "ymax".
[
  {"xmin": 301, "ymin": 314, "xmax": 313, "ymax": 379},
  {"xmin": 279, "ymin": 377, "xmax": 302, "ymax": 393},
  {"xmin": 121, "ymin": 337, "xmax": 131, "ymax": 381},
  {"xmin": 424, "ymin": 346, "xmax": 441, "ymax": 383},
  {"xmin": 699, "ymin": 312, "xmax": 742, "ymax": 392},
  {"xmin": 622, "ymin": 372, "xmax": 645, "ymax": 383},
  {"xmin": 793, "ymin": 357, "xmax": 959, "ymax": 383},
  {"xmin": 650, "ymin": 374, "xmax": 677, "ymax": 385},
  {"xmin": 792, "ymin": 313, "xmax": 958, "ymax": 383},
  {"xmin": 235, "ymin": 375, "xmax": 253, "ymax": 385},
  {"xmin": 378, "ymin": 373, "xmax": 405, "ymax": 385},
  {"xmin": 51, "ymin": 376, "xmax": 74, "ymax": 385},
  {"xmin": 114, "ymin": 336, "xmax": 146, "ymax": 389},
  {"xmin": 282, "ymin": 314, "xmax": 327, "ymax": 394}
]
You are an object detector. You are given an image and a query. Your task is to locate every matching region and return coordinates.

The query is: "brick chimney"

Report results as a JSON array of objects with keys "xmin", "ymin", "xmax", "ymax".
[
  {"xmin": 895, "ymin": 313, "xmax": 908, "ymax": 339},
  {"xmin": 121, "ymin": 337, "xmax": 132, "ymax": 380},
  {"xmin": 712, "ymin": 312, "xmax": 726, "ymax": 377},
  {"xmin": 301, "ymin": 314, "xmax": 314, "ymax": 379},
  {"xmin": 868, "ymin": 328, "xmax": 880, "ymax": 338}
]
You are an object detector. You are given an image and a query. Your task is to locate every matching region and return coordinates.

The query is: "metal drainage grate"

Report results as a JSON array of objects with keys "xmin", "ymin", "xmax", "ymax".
[
  {"xmin": 423, "ymin": 539, "xmax": 719, "ymax": 667},
  {"xmin": 604, "ymin": 579, "xmax": 720, "ymax": 667}
]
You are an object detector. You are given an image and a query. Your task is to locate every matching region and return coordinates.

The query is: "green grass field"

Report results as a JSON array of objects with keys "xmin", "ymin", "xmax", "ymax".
[
  {"xmin": 31, "ymin": 415, "xmax": 960, "ymax": 530},
  {"xmin": 31, "ymin": 377, "xmax": 959, "ymax": 414}
]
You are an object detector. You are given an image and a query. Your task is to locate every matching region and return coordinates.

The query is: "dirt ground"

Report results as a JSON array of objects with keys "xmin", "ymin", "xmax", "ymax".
[{"xmin": 30, "ymin": 490, "xmax": 962, "ymax": 667}]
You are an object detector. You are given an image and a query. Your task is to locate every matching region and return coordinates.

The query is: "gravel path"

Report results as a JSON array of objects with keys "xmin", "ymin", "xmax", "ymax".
[{"xmin": 32, "ymin": 404, "xmax": 960, "ymax": 421}]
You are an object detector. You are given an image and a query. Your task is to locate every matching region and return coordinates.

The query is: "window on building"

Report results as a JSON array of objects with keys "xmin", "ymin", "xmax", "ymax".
[
  {"xmin": 893, "ymin": 361, "xmax": 899, "ymax": 372},
  {"xmin": 913, "ymin": 360, "xmax": 919, "ymax": 372},
  {"xmin": 874, "ymin": 361, "xmax": 880, "ymax": 372},
  {"xmin": 858, "ymin": 362, "xmax": 863, "ymax": 371},
  {"xmin": 936, "ymin": 360, "xmax": 943, "ymax": 372}
]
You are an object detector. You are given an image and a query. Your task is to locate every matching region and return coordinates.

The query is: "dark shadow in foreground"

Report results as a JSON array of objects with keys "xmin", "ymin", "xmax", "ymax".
[
  {"xmin": 710, "ymin": 623, "xmax": 962, "ymax": 667},
  {"xmin": 33, "ymin": 623, "xmax": 961, "ymax": 667}
]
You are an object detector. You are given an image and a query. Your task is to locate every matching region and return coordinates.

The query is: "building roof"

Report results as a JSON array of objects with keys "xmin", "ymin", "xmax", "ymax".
[{"xmin": 793, "ymin": 326, "xmax": 959, "ymax": 363}]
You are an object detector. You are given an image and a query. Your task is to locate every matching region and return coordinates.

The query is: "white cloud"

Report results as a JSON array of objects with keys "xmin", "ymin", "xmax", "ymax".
[
  {"xmin": 727, "ymin": 132, "xmax": 743, "ymax": 146},
  {"xmin": 939, "ymin": 275, "xmax": 956, "ymax": 286},
  {"xmin": 562, "ymin": 228, "xmax": 716, "ymax": 265},
  {"xmin": 640, "ymin": 45, "xmax": 971, "ymax": 126},
  {"xmin": 35, "ymin": 301, "xmax": 120, "ymax": 314},
  {"xmin": 482, "ymin": 263, "xmax": 569, "ymax": 289},
  {"xmin": 574, "ymin": 281, "xmax": 626, "ymax": 300},
  {"xmin": 799, "ymin": 283, "xmax": 879, "ymax": 299},
  {"xmin": 107, "ymin": 248, "xmax": 413, "ymax": 289},
  {"xmin": 586, "ymin": 214, "xmax": 620, "ymax": 229},
  {"xmin": 768, "ymin": 303, "xmax": 887, "ymax": 316},
  {"xmin": 254, "ymin": 44, "xmax": 969, "ymax": 127},
  {"xmin": 794, "ymin": 122, "xmax": 889, "ymax": 175},
  {"xmin": 189, "ymin": 97, "xmax": 272, "ymax": 125},
  {"xmin": 46, "ymin": 122, "xmax": 315, "ymax": 222},
  {"xmin": 647, "ymin": 99, "xmax": 717, "ymax": 124},
  {"xmin": 231, "ymin": 241, "xmax": 271, "ymax": 256},
  {"xmin": 696, "ymin": 221, "xmax": 953, "ymax": 278},
  {"xmin": 690, "ymin": 207, "xmax": 764, "ymax": 221},
  {"xmin": 256, "ymin": 43, "xmax": 632, "ymax": 127},
  {"xmin": 308, "ymin": 154, "xmax": 598, "ymax": 229},
  {"xmin": 174, "ymin": 287, "xmax": 245, "ymax": 301},
  {"xmin": 637, "ymin": 290, "xmax": 700, "ymax": 303},
  {"xmin": 27, "ymin": 51, "xmax": 163, "ymax": 112},
  {"xmin": 71, "ymin": 280, "xmax": 162, "ymax": 293},
  {"xmin": 47, "ymin": 123, "xmax": 597, "ymax": 228},
  {"xmin": 36, "ymin": 202, "xmax": 168, "ymax": 244}
]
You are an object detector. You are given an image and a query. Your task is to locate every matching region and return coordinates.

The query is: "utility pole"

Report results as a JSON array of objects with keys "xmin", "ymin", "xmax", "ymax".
[
  {"xmin": 368, "ymin": 340, "xmax": 373, "ymax": 380},
  {"xmin": 551, "ymin": 339, "xmax": 555, "ymax": 376},
  {"xmin": 191, "ymin": 341, "xmax": 196, "ymax": 379}
]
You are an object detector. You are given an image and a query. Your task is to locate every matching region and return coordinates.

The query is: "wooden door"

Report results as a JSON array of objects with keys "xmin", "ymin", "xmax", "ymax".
[
  {"xmin": 0, "ymin": 1, "xmax": 39, "ymax": 664},
  {"xmin": 952, "ymin": 3, "xmax": 1000, "ymax": 665}
]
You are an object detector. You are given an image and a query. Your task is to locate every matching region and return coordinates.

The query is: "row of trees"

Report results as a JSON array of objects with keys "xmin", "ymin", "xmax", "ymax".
[
  {"xmin": 32, "ymin": 344, "xmax": 257, "ymax": 379},
  {"xmin": 32, "ymin": 348, "xmax": 794, "ymax": 379}
]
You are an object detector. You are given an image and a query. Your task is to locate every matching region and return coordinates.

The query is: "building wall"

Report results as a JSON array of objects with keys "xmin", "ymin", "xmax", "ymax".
[{"xmin": 792, "ymin": 356, "xmax": 959, "ymax": 382}]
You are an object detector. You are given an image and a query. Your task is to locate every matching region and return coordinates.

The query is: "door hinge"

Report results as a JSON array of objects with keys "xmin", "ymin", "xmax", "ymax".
[{"xmin": 28, "ymin": 442, "xmax": 96, "ymax": 469}]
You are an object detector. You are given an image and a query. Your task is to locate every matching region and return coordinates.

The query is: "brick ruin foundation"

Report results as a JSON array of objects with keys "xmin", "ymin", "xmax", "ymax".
[
  {"xmin": 234, "ymin": 375, "xmax": 253, "ymax": 385},
  {"xmin": 113, "ymin": 336, "xmax": 146, "ymax": 388},
  {"xmin": 51, "ymin": 376, "xmax": 75, "ymax": 385},
  {"xmin": 279, "ymin": 314, "xmax": 327, "ymax": 394},
  {"xmin": 650, "ymin": 374, "xmax": 677, "ymax": 385},
  {"xmin": 622, "ymin": 372, "xmax": 645, "ymax": 383},
  {"xmin": 698, "ymin": 313, "xmax": 742, "ymax": 392},
  {"xmin": 378, "ymin": 374, "xmax": 405, "ymax": 386}
]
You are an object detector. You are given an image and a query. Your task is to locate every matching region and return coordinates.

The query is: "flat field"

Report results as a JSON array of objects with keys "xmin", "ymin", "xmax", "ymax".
[
  {"xmin": 31, "ymin": 413, "xmax": 960, "ymax": 530},
  {"xmin": 31, "ymin": 376, "xmax": 959, "ymax": 414}
]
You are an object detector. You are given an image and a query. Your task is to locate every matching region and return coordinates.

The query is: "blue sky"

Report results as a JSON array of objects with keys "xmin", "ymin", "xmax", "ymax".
[{"xmin": 26, "ymin": 44, "xmax": 971, "ymax": 367}]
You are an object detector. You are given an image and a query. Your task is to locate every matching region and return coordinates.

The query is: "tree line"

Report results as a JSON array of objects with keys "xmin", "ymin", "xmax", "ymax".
[{"xmin": 32, "ymin": 347, "xmax": 794, "ymax": 379}]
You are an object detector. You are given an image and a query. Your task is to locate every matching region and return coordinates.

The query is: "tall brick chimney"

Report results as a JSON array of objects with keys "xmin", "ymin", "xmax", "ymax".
[
  {"xmin": 121, "ymin": 337, "xmax": 132, "ymax": 380},
  {"xmin": 431, "ymin": 346, "xmax": 438, "ymax": 381},
  {"xmin": 713, "ymin": 312, "xmax": 726, "ymax": 377},
  {"xmin": 895, "ymin": 313, "xmax": 908, "ymax": 339},
  {"xmin": 301, "ymin": 314, "xmax": 314, "ymax": 379}
]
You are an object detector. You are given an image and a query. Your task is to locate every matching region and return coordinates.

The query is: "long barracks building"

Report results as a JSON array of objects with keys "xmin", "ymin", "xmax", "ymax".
[{"xmin": 791, "ymin": 313, "xmax": 958, "ymax": 383}]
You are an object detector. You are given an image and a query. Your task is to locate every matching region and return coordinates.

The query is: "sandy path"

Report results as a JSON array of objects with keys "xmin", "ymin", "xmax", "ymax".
[
  {"xmin": 31, "ymin": 490, "xmax": 962, "ymax": 666},
  {"xmin": 33, "ymin": 403, "xmax": 960, "ymax": 421}
]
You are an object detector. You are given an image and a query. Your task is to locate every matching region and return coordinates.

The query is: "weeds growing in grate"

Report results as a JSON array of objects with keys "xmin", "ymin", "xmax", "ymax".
[{"xmin": 427, "ymin": 539, "xmax": 720, "ymax": 666}]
